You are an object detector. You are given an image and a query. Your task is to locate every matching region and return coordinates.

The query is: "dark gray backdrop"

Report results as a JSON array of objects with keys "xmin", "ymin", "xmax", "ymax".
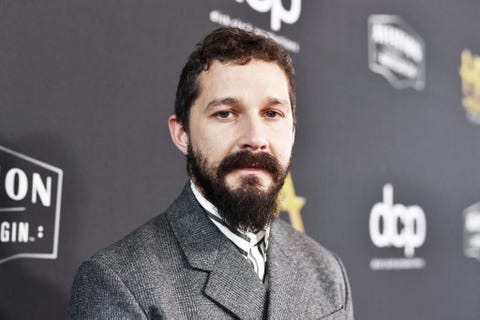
[{"xmin": 1, "ymin": 1, "xmax": 479, "ymax": 319}]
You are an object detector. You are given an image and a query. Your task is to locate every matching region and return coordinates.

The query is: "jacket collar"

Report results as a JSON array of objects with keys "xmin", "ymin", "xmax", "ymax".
[{"xmin": 166, "ymin": 184, "xmax": 267, "ymax": 319}]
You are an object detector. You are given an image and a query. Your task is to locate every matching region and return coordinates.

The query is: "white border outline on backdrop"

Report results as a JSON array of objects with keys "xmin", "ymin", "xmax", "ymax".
[
  {"xmin": 0, "ymin": 145, "xmax": 63, "ymax": 264},
  {"xmin": 368, "ymin": 14, "xmax": 426, "ymax": 91}
]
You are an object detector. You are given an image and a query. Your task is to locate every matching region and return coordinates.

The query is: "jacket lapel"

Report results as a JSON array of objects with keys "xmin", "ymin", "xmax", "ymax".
[
  {"xmin": 204, "ymin": 239, "xmax": 267, "ymax": 319},
  {"xmin": 166, "ymin": 185, "xmax": 267, "ymax": 319},
  {"xmin": 267, "ymin": 221, "xmax": 344, "ymax": 319}
]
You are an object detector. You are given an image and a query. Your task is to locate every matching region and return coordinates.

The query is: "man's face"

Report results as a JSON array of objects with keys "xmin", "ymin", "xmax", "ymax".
[
  {"xmin": 188, "ymin": 59, "xmax": 295, "ymax": 190},
  {"xmin": 169, "ymin": 59, "xmax": 295, "ymax": 231}
]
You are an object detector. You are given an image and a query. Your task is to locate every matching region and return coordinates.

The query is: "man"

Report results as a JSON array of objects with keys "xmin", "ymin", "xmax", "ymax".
[{"xmin": 70, "ymin": 27, "xmax": 353, "ymax": 319}]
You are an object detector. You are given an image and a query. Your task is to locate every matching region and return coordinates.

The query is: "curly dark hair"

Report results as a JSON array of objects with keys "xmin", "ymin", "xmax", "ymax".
[{"xmin": 174, "ymin": 27, "xmax": 296, "ymax": 132}]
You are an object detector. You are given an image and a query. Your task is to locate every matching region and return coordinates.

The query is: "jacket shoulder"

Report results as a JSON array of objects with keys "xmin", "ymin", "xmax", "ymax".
[
  {"xmin": 88, "ymin": 184, "xmax": 196, "ymax": 271},
  {"xmin": 89, "ymin": 212, "xmax": 180, "ymax": 272}
]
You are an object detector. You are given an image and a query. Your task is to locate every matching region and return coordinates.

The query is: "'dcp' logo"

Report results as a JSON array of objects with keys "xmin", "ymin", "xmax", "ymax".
[
  {"xmin": 235, "ymin": 0, "xmax": 301, "ymax": 31},
  {"xmin": 369, "ymin": 184, "xmax": 427, "ymax": 257}
]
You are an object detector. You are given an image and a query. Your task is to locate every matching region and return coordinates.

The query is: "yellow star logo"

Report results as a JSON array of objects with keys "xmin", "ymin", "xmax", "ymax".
[{"xmin": 278, "ymin": 172, "xmax": 306, "ymax": 233}]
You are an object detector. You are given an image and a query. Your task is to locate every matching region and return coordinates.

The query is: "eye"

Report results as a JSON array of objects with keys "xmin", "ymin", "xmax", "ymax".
[
  {"xmin": 264, "ymin": 110, "xmax": 281, "ymax": 118},
  {"xmin": 214, "ymin": 110, "xmax": 233, "ymax": 119}
]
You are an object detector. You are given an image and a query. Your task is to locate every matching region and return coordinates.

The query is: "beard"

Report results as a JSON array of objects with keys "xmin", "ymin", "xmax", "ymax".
[{"xmin": 187, "ymin": 145, "xmax": 289, "ymax": 233}]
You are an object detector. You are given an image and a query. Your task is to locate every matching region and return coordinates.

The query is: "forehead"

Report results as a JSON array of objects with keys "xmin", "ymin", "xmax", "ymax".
[{"xmin": 195, "ymin": 59, "xmax": 290, "ymax": 103}]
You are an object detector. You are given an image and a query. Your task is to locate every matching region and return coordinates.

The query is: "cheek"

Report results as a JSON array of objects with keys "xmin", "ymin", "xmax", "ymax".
[
  {"xmin": 274, "ymin": 133, "xmax": 294, "ymax": 165},
  {"xmin": 279, "ymin": 148, "xmax": 293, "ymax": 168},
  {"xmin": 190, "ymin": 131, "xmax": 233, "ymax": 164}
]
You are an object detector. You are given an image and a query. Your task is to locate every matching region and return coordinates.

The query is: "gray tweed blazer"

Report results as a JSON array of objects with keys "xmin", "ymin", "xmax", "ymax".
[{"xmin": 69, "ymin": 184, "xmax": 353, "ymax": 319}]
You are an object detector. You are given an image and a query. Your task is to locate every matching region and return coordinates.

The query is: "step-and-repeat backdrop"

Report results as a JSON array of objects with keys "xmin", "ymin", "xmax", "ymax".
[{"xmin": 1, "ymin": 1, "xmax": 479, "ymax": 319}]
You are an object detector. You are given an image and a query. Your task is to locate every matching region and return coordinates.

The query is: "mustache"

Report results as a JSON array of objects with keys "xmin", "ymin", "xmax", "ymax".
[{"xmin": 217, "ymin": 150, "xmax": 283, "ymax": 178}]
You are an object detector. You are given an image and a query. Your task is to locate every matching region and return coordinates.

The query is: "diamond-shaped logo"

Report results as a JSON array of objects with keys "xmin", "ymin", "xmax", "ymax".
[
  {"xmin": 0, "ymin": 145, "xmax": 63, "ymax": 264},
  {"xmin": 368, "ymin": 15, "xmax": 426, "ymax": 90}
]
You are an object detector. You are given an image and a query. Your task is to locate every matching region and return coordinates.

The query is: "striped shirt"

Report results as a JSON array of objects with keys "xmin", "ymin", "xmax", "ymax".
[{"xmin": 190, "ymin": 181, "xmax": 270, "ymax": 281}]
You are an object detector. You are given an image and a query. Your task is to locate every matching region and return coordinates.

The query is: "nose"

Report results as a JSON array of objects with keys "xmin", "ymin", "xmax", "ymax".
[{"xmin": 237, "ymin": 116, "xmax": 269, "ymax": 151}]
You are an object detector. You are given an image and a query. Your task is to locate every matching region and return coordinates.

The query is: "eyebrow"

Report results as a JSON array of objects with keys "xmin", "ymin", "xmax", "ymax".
[
  {"xmin": 205, "ymin": 97, "xmax": 240, "ymax": 111},
  {"xmin": 205, "ymin": 97, "xmax": 291, "ymax": 112},
  {"xmin": 265, "ymin": 97, "xmax": 291, "ymax": 112}
]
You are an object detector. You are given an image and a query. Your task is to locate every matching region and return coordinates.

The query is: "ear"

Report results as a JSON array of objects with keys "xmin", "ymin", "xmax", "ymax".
[{"xmin": 168, "ymin": 115, "xmax": 189, "ymax": 155}]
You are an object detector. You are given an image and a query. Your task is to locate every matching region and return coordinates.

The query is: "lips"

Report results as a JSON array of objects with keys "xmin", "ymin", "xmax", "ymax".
[
  {"xmin": 237, "ymin": 167, "xmax": 265, "ymax": 172},
  {"xmin": 232, "ymin": 163, "xmax": 270, "ymax": 175},
  {"xmin": 238, "ymin": 162, "xmax": 265, "ymax": 170}
]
